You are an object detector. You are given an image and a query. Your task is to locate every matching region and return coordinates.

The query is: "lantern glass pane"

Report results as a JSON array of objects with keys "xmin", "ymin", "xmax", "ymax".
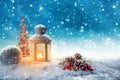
[
  {"xmin": 29, "ymin": 44, "xmax": 35, "ymax": 56},
  {"xmin": 36, "ymin": 44, "xmax": 45, "ymax": 61}
]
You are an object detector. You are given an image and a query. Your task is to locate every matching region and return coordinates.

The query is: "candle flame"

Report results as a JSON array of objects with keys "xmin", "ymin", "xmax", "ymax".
[{"xmin": 38, "ymin": 53, "xmax": 42, "ymax": 58}]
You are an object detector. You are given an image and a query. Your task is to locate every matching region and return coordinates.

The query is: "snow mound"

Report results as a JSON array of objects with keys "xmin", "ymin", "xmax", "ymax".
[
  {"xmin": 0, "ymin": 59, "xmax": 120, "ymax": 80},
  {"xmin": 0, "ymin": 45, "xmax": 22, "ymax": 65}
]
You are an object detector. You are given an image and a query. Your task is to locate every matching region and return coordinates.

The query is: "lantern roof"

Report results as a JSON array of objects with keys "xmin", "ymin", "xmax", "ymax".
[
  {"xmin": 34, "ymin": 24, "xmax": 46, "ymax": 35},
  {"xmin": 29, "ymin": 24, "xmax": 51, "ymax": 44},
  {"xmin": 29, "ymin": 34, "xmax": 51, "ymax": 44}
]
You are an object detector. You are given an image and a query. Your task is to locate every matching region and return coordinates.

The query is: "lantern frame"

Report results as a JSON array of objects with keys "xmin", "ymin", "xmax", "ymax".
[
  {"xmin": 29, "ymin": 24, "xmax": 51, "ymax": 61},
  {"xmin": 29, "ymin": 42, "xmax": 51, "ymax": 61}
]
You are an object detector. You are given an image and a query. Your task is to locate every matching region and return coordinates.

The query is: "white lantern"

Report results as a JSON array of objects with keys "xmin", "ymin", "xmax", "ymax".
[{"xmin": 29, "ymin": 24, "xmax": 51, "ymax": 61}]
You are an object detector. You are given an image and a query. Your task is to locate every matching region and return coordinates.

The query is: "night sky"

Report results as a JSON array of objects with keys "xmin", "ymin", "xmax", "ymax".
[{"xmin": 0, "ymin": 0, "xmax": 120, "ymax": 49}]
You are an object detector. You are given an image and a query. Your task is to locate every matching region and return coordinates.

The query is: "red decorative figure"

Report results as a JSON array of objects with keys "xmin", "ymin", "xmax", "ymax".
[
  {"xmin": 63, "ymin": 62, "xmax": 72, "ymax": 70},
  {"xmin": 18, "ymin": 17, "xmax": 29, "ymax": 57}
]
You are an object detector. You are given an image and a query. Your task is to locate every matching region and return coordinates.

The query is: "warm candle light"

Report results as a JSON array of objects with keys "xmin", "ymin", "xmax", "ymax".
[
  {"xmin": 29, "ymin": 24, "xmax": 51, "ymax": 61},
  {"xmin": 38, "ymin": 53, "xmax": 42, "ymax": 58}
]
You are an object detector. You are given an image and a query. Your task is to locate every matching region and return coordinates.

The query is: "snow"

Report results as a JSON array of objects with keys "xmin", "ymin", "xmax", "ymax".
[
  {"xmin": 112, "ymin": 5, "xmax": 116, "ymax": 9},
  {"xmin": 38, "ymin": 6, "xmax": 43, "ymax": 11},
  {"xmin": 0, "ymin": 58, "xmax": 120, "ymax": 80},
  {"xmin": 74, "ymin": 2, "xmax": 78, "ymax": 7},
  {"xmin": 11, "ymin": 0, "xmax": 15, "ymax": 3},
  {"xmin": 30, "ymin": 4, "xmax": 33, "ymax": 7},
  {"xmin": 115, "ymin": 23, "xmax": 118, "ymax": 26},
  {"xmin": 80, "ymin": 29, "xmax": 84, "ymax": 33},
  {"xmin": 60, "ymin": 21, "xmax": 64, "ymax": 25}
]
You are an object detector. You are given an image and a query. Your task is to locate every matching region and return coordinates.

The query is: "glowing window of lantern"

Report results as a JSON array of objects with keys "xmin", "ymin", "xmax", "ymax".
[
  {"xmin": 38, "ymin": 53, "xmax": 42, "ymax": 58},
  {"xmin": 29, "ymin": 44, "xmax": 35, "ymax": 55},
  {"xmin": 36, "ymin": 44, "xmax": 45, "ymax": 60}
]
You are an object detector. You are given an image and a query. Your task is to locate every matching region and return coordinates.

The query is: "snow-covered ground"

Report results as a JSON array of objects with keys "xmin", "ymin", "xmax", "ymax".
[{"xmin": 0, "ymin": 58, "xmax": 120, "ymax": 80}]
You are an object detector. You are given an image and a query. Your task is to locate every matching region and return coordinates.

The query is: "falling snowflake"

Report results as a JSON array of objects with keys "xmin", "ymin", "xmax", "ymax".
[
  {"xmin": 74, "ymin": 2, "xmax": 78, "ymax": 7},
  {"xmin": 30, "ymin": 4, "xmax": 33, "ymax": 7},
  {"xmin": 39, "ymin": 6, "xmax": 43, "ymax": 11},
  {"xmin": 112, "ymin": 5, "xmax": 116, "ymax": 9}
]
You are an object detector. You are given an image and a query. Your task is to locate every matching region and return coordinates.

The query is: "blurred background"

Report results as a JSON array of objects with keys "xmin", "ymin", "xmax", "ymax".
[{"xmin": 0, "ymin": 0, "xmax": 120, "ymax": 59}]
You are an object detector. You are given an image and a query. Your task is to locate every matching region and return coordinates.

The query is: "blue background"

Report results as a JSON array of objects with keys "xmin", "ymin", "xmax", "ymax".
[{"xmin": 0, "ymin": 0, "xmax": 120, "ymax": 58}]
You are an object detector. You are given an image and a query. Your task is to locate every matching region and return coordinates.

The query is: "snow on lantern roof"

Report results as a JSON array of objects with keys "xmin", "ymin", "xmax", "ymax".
[
  {"xmin": 35, "ymin": 24, "xmax": 46, "ymax": 28},
  {"xmin": 34, "ymin": 24, "xmax": 46, "ymax": 35},
  {"xmin": 29, "ymin": 34, "xmax": 51, "ymax": 44},
  {"xmin": 29, "ymin": 24, "xmax": 51, "ymax": 44}
]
